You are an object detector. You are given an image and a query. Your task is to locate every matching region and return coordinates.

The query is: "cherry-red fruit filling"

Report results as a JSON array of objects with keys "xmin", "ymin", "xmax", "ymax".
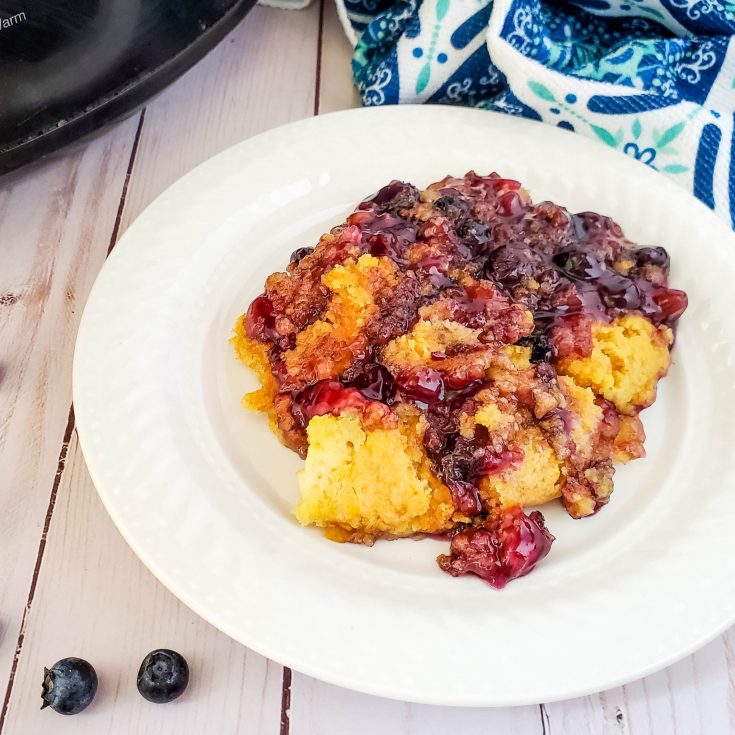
[
  {"xmin": 635, "ymin": 246, "xmax": 669, "ymax": 269},
  {"xmin": 290, "ymin": 362, "xmax": 397, "ymax": 427},
  {"xmin": 346, "ymin": 362, "xmax": 396, "ymax": 404},
  {"xmin": 245, "ymin": 294, "xmax": 279, "ymax": 343},
  {"xmin": 420, "ymin": 387, "xmax": 517, "ymax": 516},
  {"xmin": 652, "ymin": 287, "xmax": 688, "ymax": 322},
  {"xmin": 480, "ymin": 209, "xmax": 685, "ymax": 359},
  {"xmin": 437, "ymin": 507, "xmax": 554, "ymax": 588},
  {"xmin": 248, "ymin": 175, "xmax": 687, "ymax": 559},
  {"xmin": 498, "ymin": 190, "xmax": 525, "ymax": 217},
  {"xmin": 346, "ymin": 210, "xmax": 418, "ymax": 263},
  {"xmin": 290, "ymin": 380, "xmax": 375, "ymax": 428},
  {"xmin": 395, "ymin": 368, "xmax": 446, "ymax": 405}
]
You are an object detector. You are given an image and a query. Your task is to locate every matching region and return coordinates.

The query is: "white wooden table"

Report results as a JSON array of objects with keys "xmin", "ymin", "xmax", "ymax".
[{"xmin": 1, "ymin": 4, "xmax": 734, "ymax": 733}]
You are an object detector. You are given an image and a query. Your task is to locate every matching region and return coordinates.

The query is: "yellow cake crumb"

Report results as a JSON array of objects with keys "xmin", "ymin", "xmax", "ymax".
[
  {"xmin": 480, "ymin": 426, "xmax": 561, "ymax": 509},
  {"xmin": 233, "ymin": 176, "xmax": 683, "ymax": 543},
  {"xmin": 283, "ymin": 254, "xmax": 400, "ymax": 383},
  {"xmin": 459, "ymin": 399, "xmax": 517, "ymax": 439},
  {"xmin": 295, "ymin": 412, "xmax": 457, "ymax": 538},
  {"xmin": 502, "ymin": 344, "xmax": 532, "ymax": 369},
  {"xmin": 231, "ymin": 318, "xmax": 280, "ymax": 423},
  {"xmin": 557, "ymin": 375, "xmax": 603, "ymax": 457},
  {"xmin": 381, "ymin": 317, "xmax": 481, "ymax": 370},
  {"xmin": 557, "ymin": 314, "xmax": 672, "ymax": 414},
  {"xmin": 475, "ymin": 403, "xmax": 515, "ymax": 432},
  {"xmin": 614, "ymin": 415, "xmax": 646, "ymax": 463}
]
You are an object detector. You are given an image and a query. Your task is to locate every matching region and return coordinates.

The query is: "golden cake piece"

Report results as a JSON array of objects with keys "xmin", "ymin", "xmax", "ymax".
[
  {"xmin": 282, "ymin": 254, "xmax": 401, "ymax": 389},
  {"xmin": 557, "ymin": 314, "xmax": 672, "ymax": 415},
  {"xmin": 480, "ymin": 426, "xmax": 561, "ymax": 509},
  {"xmin": 295, "ymin": 411, "xmax": 458, "ymax": 542},
  {"xmin": 557, "ymin": 376, "xmax": 604, "ymax": 459}
]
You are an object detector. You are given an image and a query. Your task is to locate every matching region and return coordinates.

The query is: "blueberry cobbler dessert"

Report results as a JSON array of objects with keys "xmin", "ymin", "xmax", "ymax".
[{"xmin": 232, "ymin": 173, "xmax": 687, "ymax": 588}]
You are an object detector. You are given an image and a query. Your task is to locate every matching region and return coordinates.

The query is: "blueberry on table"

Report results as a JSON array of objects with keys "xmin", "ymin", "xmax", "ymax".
[
  {"xmin": 137, "ymin": 649, "xmax": 189, "ymax": 703},
  {"xmin": 41, "ymin": 657, "xmax": 97, "ymax": 715}
]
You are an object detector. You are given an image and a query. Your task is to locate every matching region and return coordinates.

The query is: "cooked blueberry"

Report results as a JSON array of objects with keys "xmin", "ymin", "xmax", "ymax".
[
  {"xmin": 457, "ymin": 218, "xmax": 489, "ymax": 249},
  {"xmin": 344, "ymin": 362, "xmax": 396, "ymax": 404},
  {"xmin": 365, "ymin": 181, "xmax": 419, "ymax": 210},
  {"xmin": 485, "ymin": 245, "xmax": 541, "ymax": 287},
  {"xmin": 289, "ymin": 246, "xmax": 314, "ymax": 264},
  {"xmin": 571, "ymin": 211, "xmax": 622, "ymax": 241},
  {"xmin": 520, "ymin": 333, "xmax": 553, "ymax": 363},
  {"xmin": 635, "ymin": 246, "xmax": 669, "ymax": 269},
  {"xmin": 41, "ymin": 657, "xmax": 97, "ymax": 715},
  {"xmin": 552, "ymin": 249, "xmax": 604, "ymax": 280},
  {"xmin": 137, "ymin": 649, "xmax": 189, "ymax": 704},
  {"xmin": 434, "ymin": 195, "xmax": 470, "ymax": 223},
  {"xmin": 597, "ymin": 272, "xmax": 641, "ymax": 310}
]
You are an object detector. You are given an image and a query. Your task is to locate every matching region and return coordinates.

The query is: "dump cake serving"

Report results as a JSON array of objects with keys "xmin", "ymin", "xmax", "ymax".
[{"xmin": 232, "ymin": 172, "xmax": 687, "ymax": 588}]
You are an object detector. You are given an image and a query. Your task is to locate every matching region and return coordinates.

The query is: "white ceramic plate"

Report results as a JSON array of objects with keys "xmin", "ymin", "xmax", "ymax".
[{"xmin": 74, "ymin": 106, "xmax": 735, "ymax": 706}]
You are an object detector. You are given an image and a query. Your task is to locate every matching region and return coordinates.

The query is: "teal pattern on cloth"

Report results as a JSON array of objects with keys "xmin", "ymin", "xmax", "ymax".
[{"xmin": 335, "ymin": 0, "xmax": 735, "ymax": 228}]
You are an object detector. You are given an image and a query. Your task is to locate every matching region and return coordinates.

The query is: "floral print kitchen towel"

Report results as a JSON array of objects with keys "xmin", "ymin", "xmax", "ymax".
[{"xmin": 335, "ymin": 0, "xmax": 735, "ymax": 227}]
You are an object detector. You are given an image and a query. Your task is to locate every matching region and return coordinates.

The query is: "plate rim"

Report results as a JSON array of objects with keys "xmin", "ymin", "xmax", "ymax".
[{"xmin": 74, "ymin": 104, "xmax": 735, "ymax": 706}]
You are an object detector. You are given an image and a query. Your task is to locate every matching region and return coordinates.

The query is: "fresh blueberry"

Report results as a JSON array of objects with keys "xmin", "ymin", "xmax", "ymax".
[
  {"xmin": 137, "ymin": 649, "xmax": 189, "ymax": 704},
  {"xmin": 41, "ymin": 657, "xmax": 97, "ymax": 715}
]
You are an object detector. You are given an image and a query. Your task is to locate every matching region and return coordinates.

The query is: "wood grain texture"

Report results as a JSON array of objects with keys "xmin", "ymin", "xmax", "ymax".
[
  {"xmin": 544, "ymin": 632, "xmax": 735, "ymax": 734},
  {"xmin": 0, "ymin": 116, "xmax": 140, "ymax": 715},
  {"xmin": 119, "ymin": 4, "xmax": 320, "ymax": 234},
  {"xmin": 317, "ymin": 0, "xmax": 360, "ymax": 114},
  {"xmin": 289, "ymin": 673, "xmax": 544, "ymax": 734},
  {"xmin": 1, "ymin": 6, "xmax": 319, "ymax": 734},
  {"xmin": 1, "ymin": 435, "xmax": 283, "ymax": 735}
]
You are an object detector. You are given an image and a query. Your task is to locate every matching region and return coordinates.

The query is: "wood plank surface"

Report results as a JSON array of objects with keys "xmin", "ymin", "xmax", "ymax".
[
  {"xmin": 119, "ymin": 3, "xmax": 319, "ymax": 231},
  {"xmin": 545, "ymin": 632, "xmax": 735, "ymax": 734},
  {"xmin": 0, "ymin": 117, "xmax": 140, "ymax": 721},
  {"xmin": 1, "ymin": 436, "xmax": 283, "ymax": 735},
  {"xmin": 316, "ymin": 0, "xmax": 360, "ymax": 115},
  {"xmin": 289, "ymin": 673, "xmax": 544, "ymax": 734},
  {"xmin": 0, "ymin": 6, "xmax": 318, "ymax": 734}
]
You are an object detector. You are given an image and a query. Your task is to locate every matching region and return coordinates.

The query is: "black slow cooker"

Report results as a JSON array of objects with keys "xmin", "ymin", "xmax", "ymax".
[{"xmin": 0, "ymin": 0, "xmax": 257, "ymax": 174}]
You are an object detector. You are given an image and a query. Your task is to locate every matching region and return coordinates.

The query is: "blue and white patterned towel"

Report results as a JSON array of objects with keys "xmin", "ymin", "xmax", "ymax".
[{"xmin": 335, "ymin": 0, "xmax": 735, "ymax": 227}]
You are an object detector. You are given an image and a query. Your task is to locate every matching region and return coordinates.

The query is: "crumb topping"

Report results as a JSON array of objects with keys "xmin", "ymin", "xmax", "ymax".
[{"xmin": 233, "ymin": 172, "xmax": 687, "ymax": 588}]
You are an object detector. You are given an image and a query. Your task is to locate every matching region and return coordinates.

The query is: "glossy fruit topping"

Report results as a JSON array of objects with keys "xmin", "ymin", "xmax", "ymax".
[{"xmin": 437, "ymin": 507, "xmax": 554, "ymax": 588}]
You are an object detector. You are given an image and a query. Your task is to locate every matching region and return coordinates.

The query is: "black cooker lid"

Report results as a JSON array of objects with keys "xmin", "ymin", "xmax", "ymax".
[{"xmin": 0, "ymin": 0, "xmax": 257, "ymax": 174}]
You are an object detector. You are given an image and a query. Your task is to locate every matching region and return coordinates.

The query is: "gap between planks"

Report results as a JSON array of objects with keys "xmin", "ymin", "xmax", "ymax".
[
  {"xmin": 0, "ymin": 406, "xmax": 75, "ymax": 732},
  {"xmin": 539, "ymin": 703, "xmax": 550, "ymax": 734},
  {"xmin": 314, "ymin": 0, "xmax": 326, "ymax": 117},
  {"xmin": 279, "ymin": 4, "xmax": 328, "ymax": 729},
  {"xmin": 107, "ymin": 110, "xmax": 147, "ymax": 255}
]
